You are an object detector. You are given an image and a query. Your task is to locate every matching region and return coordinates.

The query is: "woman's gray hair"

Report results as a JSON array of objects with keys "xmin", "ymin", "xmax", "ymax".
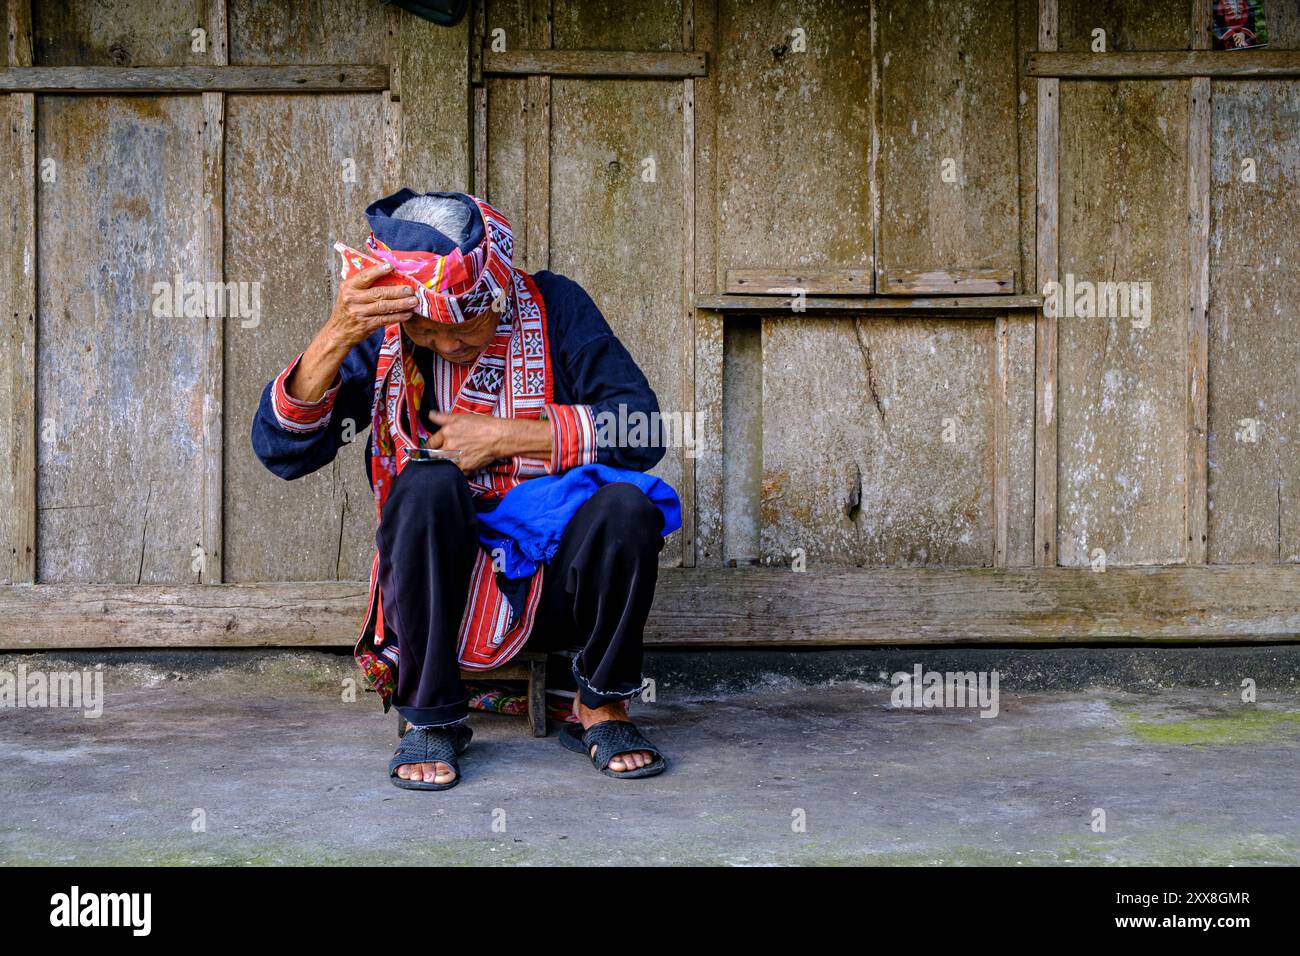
[{"xmin": 392, "ymin": 194, "xmax": 472, "ymax": 246}]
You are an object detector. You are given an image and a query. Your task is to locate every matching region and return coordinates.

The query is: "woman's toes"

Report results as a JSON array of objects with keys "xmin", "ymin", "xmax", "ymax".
[{"xmin": 434, "ymin": 762, "xmax": 455, "ymax": 782}]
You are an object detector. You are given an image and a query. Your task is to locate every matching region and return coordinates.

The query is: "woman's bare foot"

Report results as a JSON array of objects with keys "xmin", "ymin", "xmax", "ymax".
[
  {"xmin": 395, "ymin": 760, "xmax": 456, "ymax": 786},
  {"xmin": 575, "ymin": 698, "xmax": 655, "ymax": 773}
]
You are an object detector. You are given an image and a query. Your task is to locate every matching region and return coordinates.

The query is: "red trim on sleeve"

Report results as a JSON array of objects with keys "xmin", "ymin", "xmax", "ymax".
[
  {"xmin": 545, "ymin": 403, "xmax": 598, "ymax": 474},
  {"xmin": 272, "ymin": 353, "xmax": 341, "ymax": 434}
]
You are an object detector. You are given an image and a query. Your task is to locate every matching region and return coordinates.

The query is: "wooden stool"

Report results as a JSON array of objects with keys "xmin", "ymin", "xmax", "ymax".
[{"xmin": 397, "ymin": 651, "xmax": 549, "ymax": 740}]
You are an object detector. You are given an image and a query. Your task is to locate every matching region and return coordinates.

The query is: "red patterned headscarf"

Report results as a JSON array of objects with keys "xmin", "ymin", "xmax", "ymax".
[{"xmin": 344, "ymin": 190, "xmax": 516, "ymax": 326}]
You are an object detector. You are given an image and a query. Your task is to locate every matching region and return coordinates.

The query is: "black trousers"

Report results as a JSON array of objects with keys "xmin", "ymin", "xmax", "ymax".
[{"xmin": 376, "ymin": 460, "xmax": 665, "ymax": 727}]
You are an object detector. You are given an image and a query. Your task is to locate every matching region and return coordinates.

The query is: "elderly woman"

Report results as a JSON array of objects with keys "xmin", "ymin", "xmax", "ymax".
[{"xmin": 252, "ymin": 190, "xmax": 677, "ymax": 790}]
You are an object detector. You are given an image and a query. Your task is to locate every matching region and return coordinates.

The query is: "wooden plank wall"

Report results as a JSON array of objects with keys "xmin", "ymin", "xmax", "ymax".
[
  {"xmin": 708, "ymin": 0, "xmax": 1035, "ymax": 568},
  {"xmin": 1207, "ymin": 16, "xmax": 1300, "ymax": 562},
  {"xmin": 30, "ymin": 2, "xmax": 212, "ymax": 583},
  {"xmin": 4, "ymin": 0, "xmax": 1300, "ymax": 648}
]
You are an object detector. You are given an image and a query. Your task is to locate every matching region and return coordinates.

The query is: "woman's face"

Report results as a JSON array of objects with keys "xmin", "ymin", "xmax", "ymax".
[{"xmin": 403, "ymin": 310, "xmax": 498, "ymax": 364}]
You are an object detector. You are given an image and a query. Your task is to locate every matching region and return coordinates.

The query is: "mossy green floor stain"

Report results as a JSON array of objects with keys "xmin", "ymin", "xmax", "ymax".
[{"xmin": 1117, "ymin": 705, "xmax": 1300, "ymax": 746}]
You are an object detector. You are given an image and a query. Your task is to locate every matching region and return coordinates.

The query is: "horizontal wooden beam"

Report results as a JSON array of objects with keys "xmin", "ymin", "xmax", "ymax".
[
  {"xmin": 0, "ymin": 65, "xmax": 392, "ymax": 93},
  {"xmin": 2, "ymin": 566, "xmax": 1299, "ymax": 650},
  {"xmin": 726, "ymin": 269, "xmax": 872, "ymax": 295},
  {"xmin": 697, "ymin": 293, "xmax": 1042, "ymax": 314},
  {"xmin": 482, "ymin": 49, "xmax": 707, "ymax": 78},
  {"xmin": 878, "ymin": 268, "xmax": 1016, "ymax": 296},
  {"xmin": 1027, "ymin": 51, "xmax": 1300, "ymax": 79}
]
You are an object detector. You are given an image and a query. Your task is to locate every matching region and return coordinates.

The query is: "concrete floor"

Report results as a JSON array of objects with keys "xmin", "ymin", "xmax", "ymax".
[{"xmin": 2, "ymin": 647, "xmax": 1299, "ymax": 866}]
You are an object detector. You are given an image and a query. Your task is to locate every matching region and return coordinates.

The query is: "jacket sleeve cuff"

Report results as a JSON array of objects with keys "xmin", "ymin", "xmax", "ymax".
[
  {"xmin": 271, "ymin": 354, "xmax": 340, "ymax": 434},
  {"xmin": 544, "ymin": 403, "xmax": 599, "ymax": 474}
]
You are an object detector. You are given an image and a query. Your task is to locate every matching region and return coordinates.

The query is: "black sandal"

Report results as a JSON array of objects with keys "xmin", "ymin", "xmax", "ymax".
[
  {"xmin": 559, "ymin": 720, "xmax": 667, "ymax": 779},
  {"xmin": 389, "ymin": 724, "xmax": 473, "ymax": 791}
]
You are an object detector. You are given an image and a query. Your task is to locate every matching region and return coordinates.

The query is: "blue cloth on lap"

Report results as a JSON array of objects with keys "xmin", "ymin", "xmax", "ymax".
[{"xmin": 477, "ymin": 464, "xmax": 681, "ymax": 580}]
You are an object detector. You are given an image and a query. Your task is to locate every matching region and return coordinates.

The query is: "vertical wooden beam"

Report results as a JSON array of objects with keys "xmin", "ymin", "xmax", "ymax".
[
  {"xmin": 691, "ymin": 0, "xmax": 723, "ymax": 565},
  {"xmin": 384, "ymin": 1, "xmax": 403, "ymax": 191},
  {"xmin": 1033, "ymin": 0, "xmax": 1059, "ymax": 568},
  {"xmin": 679, "ymin": 1, "xmax": 697, "ymax": 567},
  {"xmin": 994, "ymin": 314, "xmax": 1010, "ymax": 568},
  {"xmin": 473, "ymin": 85, "xmax": 488, "ymax": 199},
  {"xmin": 5, "ymin": 0, "xmax": 30, "ymax": 64},
  {"xmin": 399, "ymin": 11, "xmax": 471, "ymax": 193},
  {"xmin": 523, "ymin": 0, "xmax": 551, "ymax": 272},
  {"xmin": 206, "ymin": 0, "xmax": 227, "ymax": 65},
  {"xmin": 199, "ymin": 0, "xmax": 227, "ymax": 583},
  {"xmin": 469, "ymin": 0, "xmax": 485, "ymax": 86},
  {"xmin": 1186, "ymin": 0, "xmax": 1212, "ymax": 563},
  {"xmin": 200, "ymin": 91, "xmax": 224, "ymax": 583},
  {"xmin": 868, "ymin": 0, "xmax": 881, "ymax": 293},
  {"xmin": 5, "ymin": 0, "xmax": 35, "ymax": 584}
]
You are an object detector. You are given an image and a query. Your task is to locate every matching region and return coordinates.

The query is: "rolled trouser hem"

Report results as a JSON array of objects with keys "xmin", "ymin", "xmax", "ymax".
[
  {"xmin": 396, "ymin": 698, "xmax": 470, "ymax": 728},
  {"xmin": 572, "ymin": 658, "xmax": 643, "ymax": 710}
]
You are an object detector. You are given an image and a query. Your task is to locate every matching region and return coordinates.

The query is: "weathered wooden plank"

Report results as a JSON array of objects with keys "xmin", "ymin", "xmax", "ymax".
[
  {"xmin": 868, "ymin": 0, "xmax": 880, "ymax": 291},
  {"xmin": 523, "ymin": 71, "xmax": 550, "ymax": 271},
  {"xmin": 207, "ymin": 0, "xmax": 228, "ymax": 66},
  {"xmin": 994, "ymin": 316, "xmax": 1010, "ymax": 567},
  {"xmin": 698, "ymin": 294, "xmax": 1043, "ymax": 313},
  {"xmin": 721, "ymin": 318, "xmax": 762, "ymax": 565},
  {"xmin": 0, "ymin": 66, "xmax": 391, "ymax": 93},
  {"xmin": 32, "ymin": 0, "xmax": 205, "ymax": 66},
  {"xmin": 878, "ymin": 269, "xmax": 1017, "ymax": 296},
  {"xmin": 200, "ymin": 91, "xmax": 224, "ymax": 583},
  {"xmin": 2, "ymin": 91, "xmax": 35, "ymax": 584},
  {"xmin": 197, "ymin": 3, "xmax": 228, "ymax": 585},
  {"xmin": 8, "ymin": 565, "xmax": 1300, "ymax": 648},
  {"xmin": 680, "ymin": 59, "xmax": 696, "ymax": 566},
  {"xmin": 1034, "ymin": 67, "xmax": 1058, "ymax": 569},
  {"xmin": 1207, "ymin": 80, "xmax": 1300, "ymax": 563},
  {"xmin": 485, "ymin": 76, "xmax": 527, "ymax": 235},
  {"xmin": 221, "ymin": 94, "xmax": 385, "ymax": 583},
  {"xmin": 715, "ymin": 0, "xmax": 872, "ymax": 287},
  {"xmin": 1267, "ymin": 4, "xmax": 1300, "ymax": 49},
  {"xmin": 399, "ymin": 11, "xmax": 470, "ymax": 192},
  {"xmin": 1185, "ymin": 1, "xmax": 1211, "ymax": 564},
  {"xmin": 549, "ymin": 77, "xmax": 687, "ymax": 566},
  {"xmin": 36, "ymin": 95, "xmax": 206, "ymax": 583},
  {"xmin": 1056, "ymin": 0, "xmax": 1190, "ymax": 569},
  {"xmin": 761, "ymin": 317, "xmax": 996, "ymax": 567},
  {"xmin": 1185, "ymin": 75, "xmax": 1210, "ymax": 563},
  {"xmin": 521, "ymin": 0, "xmax": 551, "ymax": 273},
  {"xmin": 1028, "ymin": 51, "xmax": 1300, "ymax": 79},
  {"xmin": 227, "ymin": 0, "xmax": 388, "ymax": 64},
  {"xmin": 469, "ymin": 0, "xmax": 484, "ymax": 84},
  {"xmin": 483, "ymin": 49, "xmax": 706, "ymax": 77},
  {"xmin": 7, "ymin": 0, "xmax": 31, "ymax": 66},
  {"xmin": 691, "ymin": 0, "xmax": 724, "ymax": 566},
  {"xmin": 552, "ymin": 0, "xmax": 686, "ymax": 51},
  {"xmin": 1005, "ymin": 312, "xmax": 1038, "ymax": 567},
  {"xmin": 1015, "ymin": 0, "xmax": 1038, "ymax": 295},
  {"xmin": 382, "ymin": 2, "xmax": 402, "ymax": 194},
  {"xmin": 1011, "ymin": 0, "xmax": 1041, "ymax": 570},
  {"xmin": 713, "ymin": 0, "xmax": 872, "ymax": 568},
  {"xmin": 473, "ymin": 85, "xmax": 488, "ymax": 195},
  {"xmin": 725, "ymin": 270, "xmax": 872, "ymax": 295},
  {"xmin": 1058, "ymin": 0, "xmax": 1189, "ymax": 52},
  {"xmin": 876, "ymin": 0, "xmax": 1021, "ymax": 286}
]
